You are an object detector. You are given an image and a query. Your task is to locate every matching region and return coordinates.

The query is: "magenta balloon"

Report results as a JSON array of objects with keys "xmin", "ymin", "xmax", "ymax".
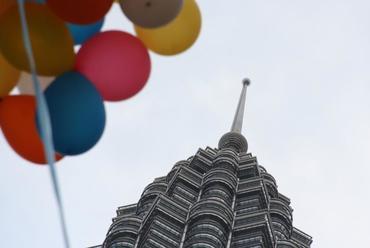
[{"xmin": 75, "ymin": 31, "xmax": 151, "ymax": 101}]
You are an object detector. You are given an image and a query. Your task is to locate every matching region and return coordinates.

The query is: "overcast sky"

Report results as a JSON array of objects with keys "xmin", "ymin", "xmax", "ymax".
[{"xmin": 2, "ymin": 0, "xmax": 370, "ymax": 247}]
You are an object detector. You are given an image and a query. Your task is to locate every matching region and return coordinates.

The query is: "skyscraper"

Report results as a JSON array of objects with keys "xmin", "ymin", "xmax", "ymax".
[{"xmin": 98, "ymin": 79, "xmax": 312, "ymax": 248}]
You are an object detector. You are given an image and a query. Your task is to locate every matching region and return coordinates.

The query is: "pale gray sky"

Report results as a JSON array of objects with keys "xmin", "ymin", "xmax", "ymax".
[{"xmin": 2, "ymin": 1, "xmax": 370, "ymax": 247}]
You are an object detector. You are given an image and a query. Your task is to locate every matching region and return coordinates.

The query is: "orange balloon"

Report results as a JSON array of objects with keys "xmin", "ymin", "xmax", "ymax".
[
  {"xmin": 0, "ymin": 52, "xmax": 20, "ymax": 98},
  {"xmin": 46, "ymin": 0, "xmax": 113, "ymax": 24},
  {"xmin": 0, "ymin": 0, "xmax": 14, "ymax": 17},
  {"xmin": 0, "ymin": 3, "xmax": 75, "ymax": 76},
  {"xmin": 0, "ymin": 95, "xmax": 63, "ymax": 164},
  {"xmin": 0, "ymin": 0, "xmax": 46, "ymax": 16}
]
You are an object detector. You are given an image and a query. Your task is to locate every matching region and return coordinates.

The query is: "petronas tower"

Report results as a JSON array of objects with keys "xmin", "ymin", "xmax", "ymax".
[{"xmin": 95, "ymin": 79, "xmax": 312, "ymax": 248}]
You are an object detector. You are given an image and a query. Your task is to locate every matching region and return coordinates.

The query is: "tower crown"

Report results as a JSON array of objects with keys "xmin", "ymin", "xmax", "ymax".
[
  {"xmin": 218, "ymin": 79, "xmax": 250, "ymax": 153},
  {"xmin": 101, "ymin": 77, "xmax": 313, "ymax": 248}
]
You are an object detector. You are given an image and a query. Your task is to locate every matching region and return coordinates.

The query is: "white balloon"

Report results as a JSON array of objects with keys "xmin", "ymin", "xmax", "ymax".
[
  {"xmin": 17, "ymin": 72, "xmax": 54, "ymax": 95},
  {"xmin": 120, "ymin": 0, "xmax": 184, "ymax": 28}
]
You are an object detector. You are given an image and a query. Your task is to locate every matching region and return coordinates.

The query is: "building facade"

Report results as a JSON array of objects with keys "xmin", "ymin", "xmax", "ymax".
[{"xmin": 97, "ymin": 80, "xmax": 312, "ymax": 248}]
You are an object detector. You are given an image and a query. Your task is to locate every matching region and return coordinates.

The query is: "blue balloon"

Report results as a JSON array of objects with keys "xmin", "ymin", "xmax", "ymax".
[
  {"xmin": 42, "ymin": 71, "xmax": 106, "ymax": 155},
  {"xmin": 27, "ymin": 0, "xmax": 46, "ymax": 3},
  {"xmin": 67, "ymin": 19, "xmax": 104, "ymax": 45}
]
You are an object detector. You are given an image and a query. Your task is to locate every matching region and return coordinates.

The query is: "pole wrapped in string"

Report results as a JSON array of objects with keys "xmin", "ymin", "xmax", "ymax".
[{"xmin": 16, "ymin": 1, "xmax": 70, "ymax": 247}]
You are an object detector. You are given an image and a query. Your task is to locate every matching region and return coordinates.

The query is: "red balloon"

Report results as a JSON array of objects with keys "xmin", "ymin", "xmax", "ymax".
[
  {"xmin": 75, "ymin": 31, "xmax": 151, "ymax": 101},
  {"xmin": 46, "ymin": 0, "xmax": 113, "ymax": 24},
  {"xmin": 0, "ymin": 95, "xmax": 63, "ymax": 164}
]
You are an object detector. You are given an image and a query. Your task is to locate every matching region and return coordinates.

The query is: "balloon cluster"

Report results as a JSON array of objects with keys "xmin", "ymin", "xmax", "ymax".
[{"xmin": 0, "ymin": 0, "xmax": 202, "ymax": 164}]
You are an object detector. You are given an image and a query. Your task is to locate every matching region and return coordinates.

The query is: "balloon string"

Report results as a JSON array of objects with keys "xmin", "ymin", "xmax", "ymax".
[{"xmin": 16, "ymin": 1, "xmax": 71, "ymax": 248}]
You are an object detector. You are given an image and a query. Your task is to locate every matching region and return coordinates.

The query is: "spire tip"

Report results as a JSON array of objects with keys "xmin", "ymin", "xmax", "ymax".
[{"xmin": 243, "ymin": 78, "xmax": 251, "ymax": 86}]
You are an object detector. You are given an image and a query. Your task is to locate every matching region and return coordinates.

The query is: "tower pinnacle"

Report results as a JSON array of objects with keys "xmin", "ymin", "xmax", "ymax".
[
  {"xmin": 218, "ymin": 79, "xmax": 250, "ymax": 153},
  {"xmin": 231, "ymin": 78, "xmax": 250, "ymax": 133}
]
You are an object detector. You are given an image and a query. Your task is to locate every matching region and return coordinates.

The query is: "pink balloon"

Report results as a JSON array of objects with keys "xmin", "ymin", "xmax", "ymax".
[{"xmin": 75, "ymin": 31, "xmax": 151, "ymax": 101}]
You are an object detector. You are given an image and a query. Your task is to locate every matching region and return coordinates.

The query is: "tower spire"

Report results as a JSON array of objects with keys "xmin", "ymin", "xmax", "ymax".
[
  {"xmin": 218, "ymin": 78, "xmax": 250, "ymax": 153},
  {"xmin": 231, "ymin": 78, "xmax": 250, "ymax": 133}
]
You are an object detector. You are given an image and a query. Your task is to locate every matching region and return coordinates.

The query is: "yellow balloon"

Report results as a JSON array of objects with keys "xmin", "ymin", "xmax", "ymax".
[
  {"xmin": 0, "ymin": 3, "xmax": 75, "ymax": 76},
  {"xmin": 17, "ymin": 72, "xmax": 54, "ymax": 95},
  {"xmin": 134, "ymin": 0, "xmax": 201, "ymax": 55},
  {"xmin": 0, "ymin": 52, "xmax": 20, "ymax": 98}
]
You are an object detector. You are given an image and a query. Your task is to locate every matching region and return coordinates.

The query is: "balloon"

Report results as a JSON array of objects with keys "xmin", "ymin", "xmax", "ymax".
[
  {"xmin": 0, "ymin": 0, "xmax": 13, "ymax": 17},
  {"xmin": 0, "ymin": 52, "xmax": 20, "ymax": 98},
  {"xmin": 119, "ymin": 0, "xmax": 183, "ymax": 28},
  {"xmin": 17, "ymin": 72, "xmax": 54, "ymax": 95},
  {"xmin": 0, "ymin": 0, "xmax": 45, "ymax": 17},
  {"xmin": 75, "ymin": 31, "xmax": 151, "ymax": 101},
  {"xmin": 27, "ymin": 0, "xmax": 46, "ymax": 3},
  {"xmin": 67, "ymin": 18, "xmax": 104, "ymax": 45},
  {"xmin": 42, "ymin": 71, "xmax": 106, "ymax": 155},
  {"xmin": 46, "ymin": 0, "xmax": 113, "ymax": 24},
  {"xmin": 0, "ymin": 3, "xmax": 75, "ymax": 76},
  {"xmin": 135, "ymin": 0, "xmax": 201, "ymax": 55},
  {"xmin": 0, "ymin": 95, "xmax": 63, "ymax": 164}
]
